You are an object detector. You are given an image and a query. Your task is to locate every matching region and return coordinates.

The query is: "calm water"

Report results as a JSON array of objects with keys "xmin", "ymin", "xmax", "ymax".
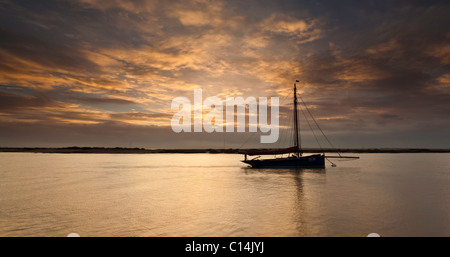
[{"xmin": 0, "ymin": 152, "xmax": 449, "ymax": 237}]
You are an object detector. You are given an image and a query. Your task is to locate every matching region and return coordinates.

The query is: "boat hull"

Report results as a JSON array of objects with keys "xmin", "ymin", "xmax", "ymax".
[{"xmin": 242, "ymin": 154, "xmax": 325, "ymax": 168}]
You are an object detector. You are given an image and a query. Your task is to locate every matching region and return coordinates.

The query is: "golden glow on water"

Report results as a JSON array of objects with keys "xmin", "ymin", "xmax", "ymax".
[{"xmin": 0, "ymin": 153, "xmax": 449, "ymax": 236}]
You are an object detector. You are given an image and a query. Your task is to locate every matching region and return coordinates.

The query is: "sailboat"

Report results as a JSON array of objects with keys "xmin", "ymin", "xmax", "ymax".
[{"xmin": 241, "ymin": 81, "xmax": 357, "ymax": 168}]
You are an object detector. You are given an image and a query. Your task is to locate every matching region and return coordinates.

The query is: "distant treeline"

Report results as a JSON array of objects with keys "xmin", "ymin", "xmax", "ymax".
[{"xmin": 0, "ymin": 147, "xmax": 450, "ymax": 154}]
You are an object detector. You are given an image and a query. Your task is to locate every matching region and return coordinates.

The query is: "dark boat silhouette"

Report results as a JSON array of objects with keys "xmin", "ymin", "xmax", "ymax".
[{"xmin": 241, "ymin": 81, "xmax": 357, "ymax": 168}]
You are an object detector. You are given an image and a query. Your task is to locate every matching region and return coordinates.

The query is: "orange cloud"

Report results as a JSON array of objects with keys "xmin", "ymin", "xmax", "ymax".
[
  {"xmin": 261, "ymin": 14, "xmax": 323, "ymax": 41},
  {"xmin": 427, "ymin": 43, "xmax": 450, "ymax": 64},
  {"xmin": 78, "ymin": 0, "xmax": 157, "ymax": 13}
]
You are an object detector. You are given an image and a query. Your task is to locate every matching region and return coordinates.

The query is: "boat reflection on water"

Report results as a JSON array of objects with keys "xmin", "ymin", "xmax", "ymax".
[{"xmin": 241, "ymin": 165, "xmax": 327, "ymax": 236}]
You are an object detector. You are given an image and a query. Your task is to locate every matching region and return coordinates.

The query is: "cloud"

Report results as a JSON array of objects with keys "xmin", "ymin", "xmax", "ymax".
[
  {"xmin": 427, "ymin": 43, "xmax": 450, "ymax": 65},
  {"xmin": 109, "ymin": 111, "xmax": 172, "ymax": 125},
  {"xmin": 0, "ymin": 90, "xmax": 63, "ymax": 111},
  {"xmin": 261, "ymin": 13, "xmax": 323, "ymax": 44},
  {"xmin": 0, "ymin": 0, "xmax": 449, "ymax": 148},
  {"xmin": 69, "ymin": 96, "xmax": 137, "ymax": 105},
  {"xmin": 78, "ymin": 0, "xmax": 157, "ymax": 13}
]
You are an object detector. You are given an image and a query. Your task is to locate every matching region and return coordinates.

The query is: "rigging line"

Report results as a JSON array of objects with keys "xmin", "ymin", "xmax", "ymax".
[
  {"xmin": 278, "ymin": 91, "xmax": 291, "ymax": 105},
  {"xmin": 278, "ymin": 112, "xmax": 288, "ymax": 149},
  {"xmin": 289, "ymin": 104, "xmax": 294, "ymax": 150},
  {"xmin": 237, "ymin": 130, "xmax": 256, "ymax": 149},
  {"xmin": 276, "ymin": 101, "xmax": 292, "ymax": 150},
  {"xmin": 300, "ymin": 107, "xmax": 323, "ymax": 151},
  {"xmin": 325, "ymin": 157, "xmax": 336, "ymax": 166},
  {"xmin": 298, "ymin": 95, "xmax": 342, "ymax": 158},
  {"xmin": 281, "ymin": 103, "xmax": 294, "ymax": 149},
  {"xmin": 277, "ymin": 104, "xmax": 288, "ymax": 149},
  {"xmin": 279, "ymin": 91, "xmax": 294, "ymax": 149},
  {"xmin": 277, "ymin": 90, "xmax": 293, "ymax": 149},
  {"xmin": 240, "ymin": 91, "xmax": 291, "ymax": 150}
]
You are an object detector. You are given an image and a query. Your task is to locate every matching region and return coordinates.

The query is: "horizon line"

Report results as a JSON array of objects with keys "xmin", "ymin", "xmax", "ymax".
[{"xmin": 1, "ymin": 146, "xmax": 450, "ymax": 154}]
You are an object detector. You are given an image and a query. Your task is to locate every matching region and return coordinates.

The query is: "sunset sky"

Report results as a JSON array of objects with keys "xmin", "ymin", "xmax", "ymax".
[{"xmin": 0, "ymin": 0, "xmax": 449, "ymax": 149}]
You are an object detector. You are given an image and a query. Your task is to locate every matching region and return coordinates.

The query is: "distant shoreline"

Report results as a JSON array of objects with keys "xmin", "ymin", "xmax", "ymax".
[{"xmin": 1, "ymin": 147, "xmax": 449, "ymax": 154}]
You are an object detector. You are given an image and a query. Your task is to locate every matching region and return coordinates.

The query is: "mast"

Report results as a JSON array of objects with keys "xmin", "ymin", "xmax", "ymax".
[{"xmin": 293, "ymin": 81, "xmax": 301, "ymax": 156}]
